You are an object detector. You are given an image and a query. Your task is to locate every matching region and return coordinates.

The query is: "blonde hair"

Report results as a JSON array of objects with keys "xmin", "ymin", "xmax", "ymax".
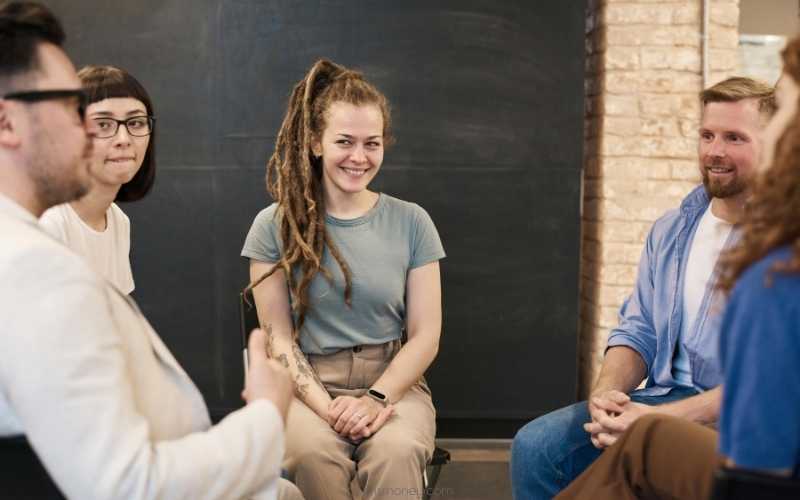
[{"xmin": 700, "ymin": 76, "xmax": 776, "ymax": 118}]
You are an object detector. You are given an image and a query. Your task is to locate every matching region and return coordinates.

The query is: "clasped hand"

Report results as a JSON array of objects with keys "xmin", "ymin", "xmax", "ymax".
[
  {"xmin": 327, "ymin": 395, "xmax": 394, "ymax": 443},
  {"xmin": 584, "ymin": 390, "xmax": 656, "ymax": 448}
]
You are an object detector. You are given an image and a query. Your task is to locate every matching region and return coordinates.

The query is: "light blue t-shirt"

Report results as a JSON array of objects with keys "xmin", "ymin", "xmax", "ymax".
[{"xmin": 241, "ymin": 193, "xmax": 446, "ymax": 355}]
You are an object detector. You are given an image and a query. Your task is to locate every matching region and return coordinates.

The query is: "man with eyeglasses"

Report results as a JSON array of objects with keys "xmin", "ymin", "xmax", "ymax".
[{"xmin": 0, "ymin": 2, "xmax": 300, "ymax": 499}]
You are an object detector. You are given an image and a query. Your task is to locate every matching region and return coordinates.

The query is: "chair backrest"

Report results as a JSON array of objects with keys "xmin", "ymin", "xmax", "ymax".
[
  {"xmin": 711, "ymin": 466, "xmax": 800, "ymax": 500},
  {"xmin": 0, "ymin": 436, "xmax": 66, "ymax": 499}
]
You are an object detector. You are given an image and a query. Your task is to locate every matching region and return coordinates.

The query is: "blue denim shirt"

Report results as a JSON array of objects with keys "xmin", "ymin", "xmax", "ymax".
[{"xmin": 606, "ymin": 185, "xmax": 728, "ymax": 395}]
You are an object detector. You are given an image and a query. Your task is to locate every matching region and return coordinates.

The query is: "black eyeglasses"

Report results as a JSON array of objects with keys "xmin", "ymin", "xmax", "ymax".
[
  {"xmin": 3, "ymin": 89, "xmax": 89, "ymax": 120},
  {"xmin": 88, "ymin": 116, "xmax": 156, "ymax": 139}
]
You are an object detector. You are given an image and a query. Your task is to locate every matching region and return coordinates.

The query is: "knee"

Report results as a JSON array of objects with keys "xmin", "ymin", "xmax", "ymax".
[
  {"xmin": 367, "ymin": 432, "xmax": 429, "ymax": 466},
  {"xmin": 512, "ymin": 415, "xmax": 558, "ymax": 463},
  {"xmin": 277, "ymin": 478, "xmax": 304, "ymax": 500},
  {"xmin": 624, "ymin": 413, "xmax": 679, "ymax": 444},
  {"xmin": 286, "ymin": 432, "xmax": 345, "ymax": 473}
]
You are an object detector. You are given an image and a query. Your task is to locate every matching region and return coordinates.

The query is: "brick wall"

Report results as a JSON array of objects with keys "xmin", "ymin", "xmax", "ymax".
[{"xmin": 579, "ymin": 0, "xmax": 740, "ymax": 397}]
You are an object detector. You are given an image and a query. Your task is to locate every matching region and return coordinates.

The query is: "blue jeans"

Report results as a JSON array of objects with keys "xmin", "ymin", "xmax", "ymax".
[{"xmin": 510, "ymin": 386, "xmax": 699, "ymax": 500}]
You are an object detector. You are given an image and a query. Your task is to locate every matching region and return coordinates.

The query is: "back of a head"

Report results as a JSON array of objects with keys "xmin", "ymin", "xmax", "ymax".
[
  {"xmin": 700, "ymin": 76, "xmax": 776, "ymax": 119},
  {"xmin": 0, "ymin": 1, "xmax": 64, "ymax": 92}
]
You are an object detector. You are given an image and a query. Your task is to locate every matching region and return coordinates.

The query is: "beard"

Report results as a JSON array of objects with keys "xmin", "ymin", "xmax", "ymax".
[
  {"xmin": 28, "ymin": 112, "xmax": 92, "ymax": 210},
  {"xmin": 29, "ymin": 158, "xmax": 90, "ymax": 209},
  {"xmin": 701, "ymin": 160, "xmax": 748, "ymax": 199}
]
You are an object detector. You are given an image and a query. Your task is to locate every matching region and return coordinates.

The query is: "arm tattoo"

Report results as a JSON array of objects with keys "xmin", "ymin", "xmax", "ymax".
[
  {"xmin": 294, "ymin": 375, "xmax": 309, "ymax": 399},
  {"xmin": 277, "ymin": 353, "xmax": 290, "ymax": 369},
  {"xmin": 261, "ymin": 323, "xmax": 275, "ymax": 358},
  {"xmin": 292, "ymin": 342, "xmax": 325, "ymax": 390}
]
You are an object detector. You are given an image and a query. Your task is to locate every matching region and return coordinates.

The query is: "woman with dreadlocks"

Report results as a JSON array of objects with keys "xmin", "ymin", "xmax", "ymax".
[
  {"xmin": 556, "ymin": 36, "xmax": 800, "ymax": 500},
  {"xmin": 242, "ymin": 59, "xmax": 445, "ymax": 499}
]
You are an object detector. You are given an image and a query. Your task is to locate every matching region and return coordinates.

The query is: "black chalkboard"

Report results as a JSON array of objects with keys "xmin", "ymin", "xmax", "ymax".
[{"xmin": 46, "ymin": 0, "xmax": 585, "ymax": 437}]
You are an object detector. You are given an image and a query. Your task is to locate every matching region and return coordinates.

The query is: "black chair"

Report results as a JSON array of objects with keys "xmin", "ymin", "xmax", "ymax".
[
  {"xmin": 239, "ymin": 290, "xmax": 450, "ymax": 497},
  {"xmin": 0, "ymin": 436, "xmax": 66, "ymax": 499},
  {"xmin": 711, "ymin": 466, "xmax": 800, "ymax": 500}
]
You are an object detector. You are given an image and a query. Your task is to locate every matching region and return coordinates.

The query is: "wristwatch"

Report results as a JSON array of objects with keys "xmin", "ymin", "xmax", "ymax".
[{"xmin": 366, "ymin": 388, "xmax": 388, "ymax": 407}]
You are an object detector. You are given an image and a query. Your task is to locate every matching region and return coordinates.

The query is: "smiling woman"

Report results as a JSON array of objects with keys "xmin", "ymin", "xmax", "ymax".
[
  {"xmin": 241, "ymin": 59, "xmax": 445, "ymax": 500},
  {"xmin": 39, "ymin": 65, "xmax": 157, "ymax": 295}
]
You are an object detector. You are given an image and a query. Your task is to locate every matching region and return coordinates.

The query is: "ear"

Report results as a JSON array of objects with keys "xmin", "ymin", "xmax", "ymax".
[
  {"xmin": 310, "ymin": 138, "xmax": 322, "ymax": 158},
  {"xmin": 0, "ymin": 101, "xmax": 22, "ymax": 148}
]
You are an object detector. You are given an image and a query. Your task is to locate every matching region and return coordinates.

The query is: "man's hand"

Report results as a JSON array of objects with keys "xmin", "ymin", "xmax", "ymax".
[
  {"xmin": 327, "ymin": 395, "xmax": 394, "ymax": 442},
  {"xmin": 585, "ymin": 400, "xmax": 657, "ymax": 448},
  {"xmin": 242, "ymin": 328, "xmax": 293, "ymax": 423}
]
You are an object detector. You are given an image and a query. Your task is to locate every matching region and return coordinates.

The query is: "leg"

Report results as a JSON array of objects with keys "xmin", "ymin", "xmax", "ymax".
[
  {"xmin": 511, "ymin": 401, "xmax": 602, "ymax": 500},
  {"xmin": 556, "ymin": 414, "xmax": 719, "ymax": 500},
  {"xmin": 283, "ymin": 398, "xmax": 355, "ymax": 500},
  {"xmin": 355, "ymin": 382, "xmax": 436, "ymax": 500},
  {"xmin": 277, "ymin": 478, "xmax": 306, "ymax": 500}
]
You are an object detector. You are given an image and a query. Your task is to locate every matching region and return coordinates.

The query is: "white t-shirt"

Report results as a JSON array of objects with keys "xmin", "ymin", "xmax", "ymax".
[
  {"xmin": 39, "ymin": 202, "xmax": 135, "ymax": 294},
  {"xmin": 673, "ymin": 204, "xmax": 733, "ymax": 386}
]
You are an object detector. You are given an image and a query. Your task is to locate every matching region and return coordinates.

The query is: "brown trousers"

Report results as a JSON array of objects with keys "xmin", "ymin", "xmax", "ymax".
[
  {"xmin": 283, "ymin": 341, "xmax": 436, "ymax": 500},
  {"xmin": 556, "ymin": 414, "xmax": 720, "ymax": 500}
]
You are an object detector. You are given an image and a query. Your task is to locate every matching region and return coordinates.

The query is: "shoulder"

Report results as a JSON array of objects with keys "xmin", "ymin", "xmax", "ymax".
[
  {"xmin": 251, "ymin": 203, "xmax": 281, "ymax": 229},
  {"xmin": 637, "ymin": 208, "xmax": 682, "ymax": 253},
  {"xmin": 379, "ymin": 194, "xmax": 433, "ymax": 223},
  {"xmin": 39, "ymin": 203, "xmax": 71, "ymax": 224},
  {"xmin": 0, "ymin": 214, "xmax": 98, "ymax": 288},
  {"xmin": 646, "ymin": 186, "xmax": 707, "ymax": 247},
  {"xmin": 38, "ymin": 204, "xmax": 72, "ymax": 237},
  {"xmin": 108, "ymin": 203, "xmax": 130, "ymax": 227},
  {"xmin": 730, "ymin": 246, "xmax": 799, "ymax": 307}
]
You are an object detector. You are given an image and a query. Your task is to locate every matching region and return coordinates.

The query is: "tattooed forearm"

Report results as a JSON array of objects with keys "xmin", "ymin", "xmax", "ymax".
[
  {"xmin": 261, "ymin": 323, "xmax": 275, "ymax": 358},
  {"xmin": 277, "ymin": 353, "xmax": 290, "ymax": 369},
  {"xmin": 292, "ymin": 342, "xmax": 325, "ymax": 389},
  {"xmin": 294, "ymin": 376, "xmax": 309, "ymax": 399}
]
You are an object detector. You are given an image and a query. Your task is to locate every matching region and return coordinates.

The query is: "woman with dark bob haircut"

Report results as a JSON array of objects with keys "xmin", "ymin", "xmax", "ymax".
[{"xmin": 40, "ymin": 65, "xmax": 156, "ymax": 294}]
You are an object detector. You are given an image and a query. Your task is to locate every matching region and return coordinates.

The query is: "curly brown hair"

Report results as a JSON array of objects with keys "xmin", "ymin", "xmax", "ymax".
[
  {"xmin": 717, "ymin": 37, "xmax": 800, "ymax": 292},
  {"xmin": 246, "ymin": 59, "xmax": 392, "ymax": 334}
]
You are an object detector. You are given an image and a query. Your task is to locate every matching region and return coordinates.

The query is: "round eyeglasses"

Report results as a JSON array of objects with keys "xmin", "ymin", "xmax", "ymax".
[{"xmin": 89, "ymin": 116, "xmax": 156, "ymax": 139}]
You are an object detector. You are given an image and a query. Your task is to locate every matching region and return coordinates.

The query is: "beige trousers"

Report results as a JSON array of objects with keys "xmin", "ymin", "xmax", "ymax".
[{"xmin": 283, "ymin": 341, "xmax": 436, "ymax": 500}]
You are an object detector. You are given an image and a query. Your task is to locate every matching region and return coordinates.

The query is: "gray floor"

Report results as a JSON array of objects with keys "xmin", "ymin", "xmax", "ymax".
[{"xmin": 428, "ymin": 439, "xmax": 512, "ymax": 500}]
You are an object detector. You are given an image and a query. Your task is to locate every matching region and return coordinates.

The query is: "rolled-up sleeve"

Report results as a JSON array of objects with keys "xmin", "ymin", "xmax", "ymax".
[{"xmin": 606, "ymin": 227, "xmax": 659, "ymax": 373}]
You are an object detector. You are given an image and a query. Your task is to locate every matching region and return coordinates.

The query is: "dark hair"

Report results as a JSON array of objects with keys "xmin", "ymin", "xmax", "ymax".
[
  {"xmin": 78, "ymin": 65, "xmax": 156, "ymax": 202},
  {"xmin": 246, "ymin": 59, "xmax": 392, "ymax": 334},
  {"xmin": 0, "ymin": 1, "xmax": 65, "ymax": 91}
]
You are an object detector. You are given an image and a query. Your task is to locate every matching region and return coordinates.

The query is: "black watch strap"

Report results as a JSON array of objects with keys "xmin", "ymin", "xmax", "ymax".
[{"xmin": 367, "ymin": 388, "xmax": 388, "ymax": 406}]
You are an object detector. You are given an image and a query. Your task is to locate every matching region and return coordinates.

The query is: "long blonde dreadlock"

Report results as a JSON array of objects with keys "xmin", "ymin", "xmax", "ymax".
[{"xmin": 246, "ymin": 59, "xmax": 393, "ymax": 336}]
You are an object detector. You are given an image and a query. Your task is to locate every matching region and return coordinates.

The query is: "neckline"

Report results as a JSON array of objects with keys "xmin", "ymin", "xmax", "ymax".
[
  {"xmin": 67, "ymin": 202, "xmax": 110, "ymax": 234},
  {"xmin": 325, "ymin": 193, "xmax": 385, "ymax": 227}
]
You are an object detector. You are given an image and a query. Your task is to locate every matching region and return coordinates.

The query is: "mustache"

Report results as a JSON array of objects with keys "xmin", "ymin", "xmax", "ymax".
[{"xmin": 705, "ymin": 158, "xmax": 734, "ymax": 168}]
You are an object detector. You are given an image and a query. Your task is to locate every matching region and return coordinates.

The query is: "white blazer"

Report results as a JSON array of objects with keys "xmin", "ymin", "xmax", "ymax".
[{"xmin": 0, "ymin": 194, "xmax": 284, "ymax": 500}]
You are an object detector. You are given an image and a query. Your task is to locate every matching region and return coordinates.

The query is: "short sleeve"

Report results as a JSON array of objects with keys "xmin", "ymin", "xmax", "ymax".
[
  {"xmin": 409, "ymin": 205, "xmax": 445, "ymax": 269},
  {"xmin": 114, "ymin": 205, "xmax": 135, "ymax": 295},
  {"xmin": 241, "ymin": 204, "xmax": 282, "ymax": 263},
  {"xmin": 718, "ymin": 258, "xmax": 800, "ymax": 470}
]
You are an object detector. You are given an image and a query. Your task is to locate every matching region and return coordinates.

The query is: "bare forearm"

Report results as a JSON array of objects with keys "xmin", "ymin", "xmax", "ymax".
[
  {"xmin": 659, "ymin": 386, "xmax": 721, "ymax": 425},
  {"xmin": 592, "ymin": 346, "xmax": 647, "ymax": 396},
  {"xmin": 372, "ymin": 332, "xmax": 438, "ymax": 403},
  {"xmin": 263, "ymin": 324, "xmax": 331, "ymax": 417}
]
